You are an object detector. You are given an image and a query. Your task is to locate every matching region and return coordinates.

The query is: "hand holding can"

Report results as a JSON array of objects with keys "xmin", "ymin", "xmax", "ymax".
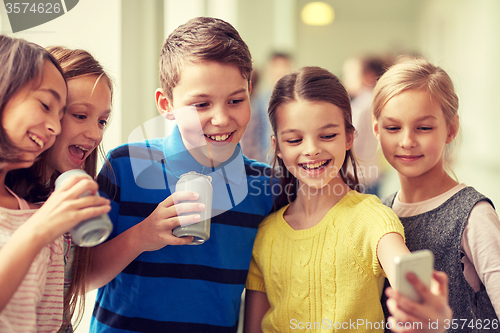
[
  {"xmin": 55, "ymin": 169, "xmax": 113, "ymax": 247},
  {"xmin": 172, "ymin": 171, "xmax": 213, "ymax": 245}
]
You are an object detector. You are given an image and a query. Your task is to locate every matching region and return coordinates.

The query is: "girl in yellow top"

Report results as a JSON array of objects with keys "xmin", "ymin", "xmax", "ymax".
[{"xmin": 244, "ymin": 67, "xmax": 450, "ymax": 333}]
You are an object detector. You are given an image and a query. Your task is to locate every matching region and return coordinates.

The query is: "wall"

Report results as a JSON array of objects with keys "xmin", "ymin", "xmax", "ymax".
[{"xmin": 417, "ymin": 0, "xmax": 500, "ymax": 206}]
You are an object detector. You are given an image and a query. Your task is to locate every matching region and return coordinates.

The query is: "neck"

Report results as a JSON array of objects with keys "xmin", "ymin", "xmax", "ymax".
[
  {"xmin": 286, "ymin": 177, "xmax": 351, "ymax": 229},
  {"xmin": 0, "ymin": 169, "xmax": 18, "ymax": 209},
  {"xmin": 398, "ymin": 166, "xmax": 458, "ymax": 203}
]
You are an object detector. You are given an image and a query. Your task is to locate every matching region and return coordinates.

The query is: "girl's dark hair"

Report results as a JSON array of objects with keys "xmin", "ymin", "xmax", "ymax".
[
  {"xmin": 268, "ymin": 66, "xmax": 360, "ymax": 204},
  {"xmin": 0, "ymin": 35, "xmax": 66, "ymax": 201}
]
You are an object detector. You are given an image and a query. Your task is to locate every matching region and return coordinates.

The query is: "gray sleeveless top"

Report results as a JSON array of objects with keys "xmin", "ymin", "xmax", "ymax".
[{"xmin": 384, "ymin": 187, "xmax": 498, "ymax": 333}]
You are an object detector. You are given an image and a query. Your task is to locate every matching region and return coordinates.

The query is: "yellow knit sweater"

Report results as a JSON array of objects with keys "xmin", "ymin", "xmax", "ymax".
[{"xmin": 246, "ymin": 191, "xmax": 405, "ymax": 332}]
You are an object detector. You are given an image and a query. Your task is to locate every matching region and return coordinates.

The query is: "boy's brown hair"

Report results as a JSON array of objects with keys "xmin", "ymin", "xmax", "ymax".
[{"xmin": 159, "ymin": 17, "xmax": 252, "ymax": 102}]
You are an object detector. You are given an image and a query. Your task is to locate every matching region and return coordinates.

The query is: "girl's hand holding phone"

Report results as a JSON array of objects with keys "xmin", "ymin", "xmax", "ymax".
[{"xmin": 386, "ymin": 271, "xmax": 452, "ymax": 333}]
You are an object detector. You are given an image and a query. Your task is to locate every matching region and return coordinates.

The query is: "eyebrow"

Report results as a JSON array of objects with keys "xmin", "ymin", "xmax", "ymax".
[
  {"xmin": 40, "ymin": 88, "xmax": 63, "ymax": 102},
  {"xmin": 280, "ymin": 123, "xmax": 340, "ymax": 135},
  {"xmin": 188, "ymin": 88, "xmax": 248, "ymax": 99},
  {"xmin": 382, "ymin": 115, "xmax": 437, "ymax": 122}
]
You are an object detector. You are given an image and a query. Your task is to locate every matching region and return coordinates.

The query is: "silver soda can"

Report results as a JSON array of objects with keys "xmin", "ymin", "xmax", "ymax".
[
  {"xmin": 55, "ymin": 169, "xmax": 113, "ymax": 247},
  {"xmin": 172, "ymin": 171, "xmax": 213, "ymax": 245}
]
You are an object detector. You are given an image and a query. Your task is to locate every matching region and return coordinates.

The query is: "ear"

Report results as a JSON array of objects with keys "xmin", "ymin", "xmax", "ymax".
[
  {"xmin": 155, "ymin": 88, "xmax": 175, "ymax": 120},
  {"xmin": 345, "ymin": 130, "xmax": 354, "ymax": 151},
  {"xmin": 446, "ymin": 114, "xmax": 459, "ymax": 144},
  {"xmin": 372, "ymin": 116, "xmax": 380, "ymax": 139},
  {"xmin": 248, "ymin": 80, "xmax": 252, "ymax": 95},
  {"xmin": 272, "ymin": 135, "xmax": 282, "ymax": 159}
]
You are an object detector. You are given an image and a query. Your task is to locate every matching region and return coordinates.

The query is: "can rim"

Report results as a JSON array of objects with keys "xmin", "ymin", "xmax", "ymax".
[{"xmin": 179, "ymin": 171, "xmax": 212, "ymax": 183}]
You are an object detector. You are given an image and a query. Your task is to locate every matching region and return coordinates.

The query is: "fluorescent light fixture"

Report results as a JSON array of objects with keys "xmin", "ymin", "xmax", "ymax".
[{"xmin": 301, "ymin": 2, "xmax": 334, "ymax": 26}]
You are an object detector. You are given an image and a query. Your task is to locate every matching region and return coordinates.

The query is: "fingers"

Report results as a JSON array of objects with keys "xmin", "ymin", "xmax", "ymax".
[
  {"xmin": 70, "ymin": 201, "xmax": 112, "ymax": 224},
  {"xmin": 386, "ymin": 290, "xmax": 424, "ymax": 322},
  {"xmin": 168, "ymin": 235, "xmax": 194, "ymax": 246},
  {"xmin": 55, "ymin": 174, "xmax": 94, "ymax": 192},
  {"xmin": 156, "ymin": 201, "xmax": 205, "ymax": 223},
  {"xmin": 406, "ymin": 272, "xmax": 432, "ymax": 301},
  {"xmin": 431, "ymin": 271, "xmax": 449, "ymax": 297},
  {"xmin": 175, "ymin": 202, "xmax": 205, "ymax": 217},
  {"xmin": 163, "ymin": 191, "xmax": 200, "ymax": 206}
]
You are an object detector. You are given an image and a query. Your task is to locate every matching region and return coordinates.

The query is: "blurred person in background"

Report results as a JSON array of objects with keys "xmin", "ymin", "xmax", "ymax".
[
  {"xmin": 241, "ymin": 52, "xmax": 293, "ymax": 164},
  {"xmin": 343, "ymin": 55, "xmax": 391, "ymax": 196}
]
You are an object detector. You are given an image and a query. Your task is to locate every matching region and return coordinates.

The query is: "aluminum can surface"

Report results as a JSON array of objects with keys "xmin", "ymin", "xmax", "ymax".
[
  {"xmin": 55, "ymin": 169, "xmax": 113, "ymax": 247},
  {"xmin": 172, "ymin": 171, "xmax": 213, "ymax": 245}
]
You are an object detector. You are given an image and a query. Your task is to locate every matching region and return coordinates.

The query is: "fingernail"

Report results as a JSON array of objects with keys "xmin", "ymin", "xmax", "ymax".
[
  {"xmin": 198, "ymin": 204, "xmax": 205, "ymax": 210},
  {"xmin": 193, "ymin": 214, "xmax": 201, "ymax": 221}
]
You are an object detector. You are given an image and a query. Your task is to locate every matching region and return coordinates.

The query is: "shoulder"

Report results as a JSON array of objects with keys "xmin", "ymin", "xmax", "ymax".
[
  {"xmin": 460, "ymin": 186, "xmax": 495, "ymax": 209},
  {"xmin": 253, "ymin": 207, "xmax": 286, "ymax": 248},
  {"xmin": 259, "ymin": 207, "xmax": 284, "ymax": 230},
  {"xmin": 344, "ymin": 192, "xmax": 397, "ymax": 216},
  {"xmin": 107, "ymin": 138, "xmax": 165, "ymax": 161},
  {"xmin": 243, "ymin": 155, "xmax": 272, "ymax": 178},
  {"xmin": 255, "ymin": 206, "xmax": 286, "ymax": 235},
  {"xmin": 340, "ymin": 191, "xmax": 402, "ymax": 231},
  {"xmin": 381, "ymin": 192, "xmax": 397, "ymax": 207}
]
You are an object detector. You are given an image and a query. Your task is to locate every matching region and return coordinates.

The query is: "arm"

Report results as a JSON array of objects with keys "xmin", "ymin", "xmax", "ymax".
[
  {"xmin": 87, "ymin": 191, "xmax": 205, "ymax": 290},
  {"xmin": 0, "ymin": 176, "xmax": 110, "ymax": 311},
  {"xmin": 462, "ymin": 201, "xmax": 500, "ymax": 317},
  {"xmin": 378, "ymin": 233, "xmax": 452, "ymax": 333},
  {"xmin": 243, "ymin": 290, "xmax": 270, "ymax": 333}
]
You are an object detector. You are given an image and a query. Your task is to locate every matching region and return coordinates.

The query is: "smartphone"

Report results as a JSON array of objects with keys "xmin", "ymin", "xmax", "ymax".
[{"xmin": 394, "ymin": 249, "xmax": 434, "ymax": 302}]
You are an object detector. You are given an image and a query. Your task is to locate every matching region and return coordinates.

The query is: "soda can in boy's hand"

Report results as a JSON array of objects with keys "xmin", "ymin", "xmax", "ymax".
[{"xmin": 173, "ymin": 171, "xmax": 213, "ymax": 245}]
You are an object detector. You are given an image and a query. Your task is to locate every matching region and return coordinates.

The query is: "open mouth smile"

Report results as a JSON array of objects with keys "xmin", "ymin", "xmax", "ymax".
[
  {"xmin": 28, "ymin": 132, "xmax": 45, "ymax": 149},
  {"xmin": 299, "ymin": 159, "xmax": 331, "ymax": 170},
  {"xmin": 204, "ymin": 131, "xmax": 234, "ymax": 142},
  {"xmin": 69, "ymin": 144, "xmax": 92, "ymax": 161}
]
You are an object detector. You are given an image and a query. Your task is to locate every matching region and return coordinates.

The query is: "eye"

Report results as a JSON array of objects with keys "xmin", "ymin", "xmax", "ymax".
[
  {"xmin": 285, "ymin": 138, "xmax": 302, "ymax": 145},
  {"xmin": 229, "ymin": 99, "xmax": 244, "ymax": 105},
  {"xmin": 322, "ymin": 134, "xmax": 337, "ymax": 140},
  {"xmin": 193, "ymin": 102, "xmax": 209, "ymax": 109},
  {"xmin": 385, "ymin": 126, "xmax": 400, "ymax": 132},
  {"xmin": 41, "ymin": 102, "xmax": 49, "ymax": 111},
  {"xmin": 418, "ymin": 126, "xmax": 433, "ymax": 131},
  {"xmin": 99, "ymin": 119, "xmax": 108, "ymax": 127},
  {"xmin": 73, "ymin": 114, "xmax": 87, "ymax": 120}
]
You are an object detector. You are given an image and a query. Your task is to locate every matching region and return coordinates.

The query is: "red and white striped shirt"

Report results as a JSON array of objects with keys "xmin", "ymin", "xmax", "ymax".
[{"xmin": 0, "ymin": 187, "xmax": 64, "ymax": 332}]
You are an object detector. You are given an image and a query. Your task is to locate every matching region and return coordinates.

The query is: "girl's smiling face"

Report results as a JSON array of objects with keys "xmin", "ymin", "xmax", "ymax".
[
  {"xmin": 2, "ymin": 60, "xmax": 66, "ymax": 168},
  {"xmin": 274, "ymin": 99, "xmax": 353, "ymax": 189},
  {"xmin": 47, "ymin": 75, "xmax": 111, "ymax": 173},
  {"xmin": 373, "ymin": 89, "xmax": 456, "ymax": 181}
]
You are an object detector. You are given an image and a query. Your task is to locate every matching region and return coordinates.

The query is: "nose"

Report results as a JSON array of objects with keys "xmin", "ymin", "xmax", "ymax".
[
  {"xmin": 304, "ymin": 138, "xmax": 321, "ymax": 156},
  {"xmin": 210, "ymin": 106, "xmax": 230, "ymax": 127},
  {"xmin": 400, "ymin": 129, "xmax": 416, "ymax": 149},
  {"xmin": 83, "ymin": 122, "xmax": 102, "ymax": 146},
  {"xmin": 47, "ymin": 113, "xmax": 61, "ymax": 136}
]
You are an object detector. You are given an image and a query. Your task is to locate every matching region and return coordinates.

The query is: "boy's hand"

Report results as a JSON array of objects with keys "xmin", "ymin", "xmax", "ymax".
[
  {"xmin": 386, "ymin": 271, "xmax": 452, "ymax": 333},
  {"xmin": 133, "ymin": 191, "xmax": 206, "ymax": 251}
]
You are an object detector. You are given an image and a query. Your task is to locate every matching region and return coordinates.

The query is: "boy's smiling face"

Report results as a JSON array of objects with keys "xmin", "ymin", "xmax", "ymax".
[{"xmin": 157, "ymin": 61, "xmax": 251, "ymax": 167}]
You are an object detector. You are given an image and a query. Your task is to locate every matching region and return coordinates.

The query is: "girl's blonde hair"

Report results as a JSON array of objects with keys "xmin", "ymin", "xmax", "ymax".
[
  {"xmin": 268, "ymin": 66, "xmax": 359, "ymax": 204},
  {"xmin": 372, "ymin": 58, "xmax": 460, "ymax": 173}
]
